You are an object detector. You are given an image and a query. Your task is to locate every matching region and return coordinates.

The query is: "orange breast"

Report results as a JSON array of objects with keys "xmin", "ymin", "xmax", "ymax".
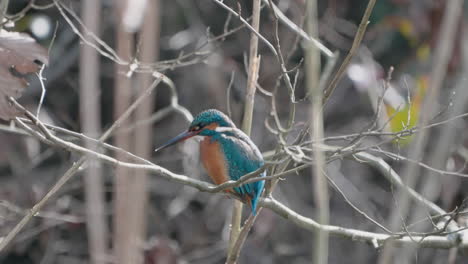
[{"xmin": 200, "ymin": 137, "xmax": 229, "ymax": 185}]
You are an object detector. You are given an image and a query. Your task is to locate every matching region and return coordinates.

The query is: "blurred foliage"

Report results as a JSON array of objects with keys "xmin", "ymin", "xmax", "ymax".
[{"xmin": 385, "ymin": 76, "xmax": 427, "ymax": 145}]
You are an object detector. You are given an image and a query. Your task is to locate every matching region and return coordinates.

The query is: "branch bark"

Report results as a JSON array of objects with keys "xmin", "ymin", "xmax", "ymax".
[
  {"xmin": 6, "ymin": 98, "xmax": 467, "ymax": 254},
  {"xmin": 323, "ymin": 0, "xmax": 376, "ymax": 103},
  {"xmin": 80, "ymin": 0, "xmax": 108, "ymax": 263},
  {"xmin": 113, "ymin": 0, "xmax": 137, "ymax": 262},
  {"xmin": 305, "ymin": 0, "xmax": 328, "ymax": 263},
  {"xmin": 228, "ymin": 0, "xmax": 262, "ymax": 262},
  {"xmin": 0, "ymin": 78, "xmax": 158, "ymax": 252},
  {"xmin": 379, "ymin": 0, "xmax": 464, "ymax": 262},
  {"xmin": 129, "ymin": 0, "xmax": 160, "ymax": 263},
  {"xmin": 0, "ymin": 0, "xmax": 9, "ymax": 24}
]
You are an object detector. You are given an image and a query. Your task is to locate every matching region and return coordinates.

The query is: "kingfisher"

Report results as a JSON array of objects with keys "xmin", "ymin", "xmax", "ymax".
[{"xmin": 155, "ymin": 109, "xmax": 265, "ymax": 214}]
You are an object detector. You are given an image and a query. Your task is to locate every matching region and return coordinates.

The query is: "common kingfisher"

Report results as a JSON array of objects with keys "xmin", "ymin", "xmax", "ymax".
[{"xmin": 155, "ymin": 109, "xmax": 265, "ymax": 214}]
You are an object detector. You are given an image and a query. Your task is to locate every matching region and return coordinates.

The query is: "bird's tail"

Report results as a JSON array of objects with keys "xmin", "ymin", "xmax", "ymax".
[
  {"xmin": 249, "ymin": 196, "xmax": 258, "ymax": 215},
  {"xmin": 249, "ymin": 181, "xmax": 265, "ymax": 215}
]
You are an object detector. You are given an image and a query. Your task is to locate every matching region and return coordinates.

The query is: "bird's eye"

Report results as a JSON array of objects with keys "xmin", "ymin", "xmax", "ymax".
[{"xmin": 191, "ymin": 125, "xmax": 201, "ymax": 131}]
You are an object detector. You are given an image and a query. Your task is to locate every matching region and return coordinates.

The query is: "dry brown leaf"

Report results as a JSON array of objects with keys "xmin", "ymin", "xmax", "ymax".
[{"xmin": 0, "ymin": 30, "xmax": 49, "ymax": 121}]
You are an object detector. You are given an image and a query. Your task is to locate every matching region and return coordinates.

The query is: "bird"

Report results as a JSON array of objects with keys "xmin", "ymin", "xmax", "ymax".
[{"xmin": 155, "ymin": 109, "xmax": 265, "ymax": 214}]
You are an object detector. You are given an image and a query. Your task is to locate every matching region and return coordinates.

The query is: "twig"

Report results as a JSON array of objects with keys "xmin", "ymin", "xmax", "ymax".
[
  {"xmin": 80, "ymin": 0, "xmax": 108, "ymax": 262},
  {"xmin": 379, "ymin": 0, "xmax": 464, "ymax": 262},
  {"xmin": 323, "ymin": 0, "xmax": 376, "ymax": 103},
  {"xmin": 305, "ymin": 0, "xmax": 328, "ymax": 262},
  {"xmin": 112, "ymin": 4, "xmax": 137, "ymax": 260},
  {"xmin": 261, "ymin": 0, "xmax": 333, "ymax": 57},
  {"xmin": 35, "ymin": 64, "xmax": 47, "ymax": 117},
  {"xmin": 213, "ymin": 0, "xmax": 278, "ymax": 56},
  {"xmin": 130, "ymin": 3, "xmax": 160, "ymax": 262},
  {"xmin": 227, "ymin": 211, "xmax": 261, "ymax": 263},
  {"xmin": 0, "ymin": 75, "xmax": 162, "ymax": 252},
  {"xmin": 407, "ymin": 18, "xmax": 468, "ymax": 235},
  {"xmin": 54, "ymin": 0, "xmax": 125, "ymax": 64},
  {"xmin": 228, "ymin": 0, "xmax": 262, "ymax": 261},
  {"xmin": 0, "ymin": 0, "xmax": 9, "ymax": 24},
  {"xmin": 226, "ymin": 71, "xmax": 235, "ymax": 118},
  {"xmin": 260, "ymin": 197, "xmax": 465, "ymax": 249},
  {"xmin": 325, "ymin": 171, "xmax": 393, "ymax": 234},
  {"xmin": 350, "ymin": 151, "xmax": 446, "ymax": 216},
  {"xmin": 8, "ymin": 103, "xmax": 465, "ymax": 251},
  {"xmin": 0, "ymin": 200, "xmax": 84, "ymax": 224}
]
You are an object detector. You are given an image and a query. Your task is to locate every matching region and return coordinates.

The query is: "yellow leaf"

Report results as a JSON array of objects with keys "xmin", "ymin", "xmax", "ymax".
[{"xmin": 385, "ymin": 103, "xmax": 419, "ymax": 145}]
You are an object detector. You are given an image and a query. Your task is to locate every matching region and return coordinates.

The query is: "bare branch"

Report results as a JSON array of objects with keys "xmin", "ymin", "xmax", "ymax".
[
  {"xmin": 0, "ymin": 74, "xmax": 163, "ymax": 252},
  {"xmin": 323, "ymin": 0, "xmax": 376, "ymax": 103},
  {"xmin": 261, "ymin": 197, "xmax": 465, "ymax": 249},
  {"xmin": 380, "ymin": 0, "xmax": 464, "ymax": 261},
  {"xmin": 261, "ymin": 0, "xmax": 333, "ymax": 57},
  {"xmin": 305, "ymin": 0, "xmax": 329, "ymax": 262},
  {"xmin": 212, "ymin": 0, "xmax": 278, "ymax": 56}
]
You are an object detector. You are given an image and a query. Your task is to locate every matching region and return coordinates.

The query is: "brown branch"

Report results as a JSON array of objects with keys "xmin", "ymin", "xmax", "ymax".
[
  {"xmin": 305, "ymin": 0, "xmax": 328, "ymax": 262},
  {"xmin": 228, "ymin": 0, "xmax": 262, "ymax": 260},
  {"xmin": 380, "ymin": 0, "xmax": 465, "ymax": 262},
  {"xmin": 80, "ymin": 0, "xmax": 108, "ymax": 262},
  {"xmin": 0, "ymin": 74, "xmax": 162, "ymax": 253},
  {"xmin": 6, "ymin": 98, "xmax": 466, "ymax": 252},
  {"xmin": 323, "ymin": 0, "xmax": 376, "ymax": 103}
]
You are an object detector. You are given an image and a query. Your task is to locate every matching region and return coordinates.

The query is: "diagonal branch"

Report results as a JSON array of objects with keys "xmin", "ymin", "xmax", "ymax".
[
  {"xmin": 0, "ymin": 75, "xmax": 163, "ymax": 252},
  {"xmin": 323, "ymin": 0, "xmax": 376, "ymax": 103}
]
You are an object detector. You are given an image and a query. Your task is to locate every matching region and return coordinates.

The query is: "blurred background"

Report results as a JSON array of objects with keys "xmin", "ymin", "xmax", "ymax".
[{"xmin": 0, "ymin": 0, "xmax": 467, "ymax": 263}]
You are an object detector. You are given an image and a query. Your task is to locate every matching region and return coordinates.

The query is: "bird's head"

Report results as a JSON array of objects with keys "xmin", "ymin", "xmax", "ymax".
[{"xmin": 155, "ymin": 109, "xmax": 235, "ymax": 152}]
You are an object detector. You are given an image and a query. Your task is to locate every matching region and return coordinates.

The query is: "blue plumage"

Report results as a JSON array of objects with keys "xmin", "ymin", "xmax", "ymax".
[
  {"xmin": 155, "ymin": 109, "xmax": 265, "ymax": 214},
  {"xmin": 190, "ymin": 109, "xmax": 236, "ymax": 128},
  {"xmin": 208, "ymin": 127, "xmax": 265, "ymax": 214}
]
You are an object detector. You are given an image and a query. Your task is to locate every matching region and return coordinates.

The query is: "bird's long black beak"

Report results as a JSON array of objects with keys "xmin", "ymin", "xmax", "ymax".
[{"xmin": 154, "ymin": 130, "xmax": 199, "ymax": 152}]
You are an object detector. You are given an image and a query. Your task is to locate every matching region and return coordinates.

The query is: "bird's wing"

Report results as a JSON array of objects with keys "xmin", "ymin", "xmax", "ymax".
[{"xmin": 217, "ymin": 129, "xmax": 264, "ymax": 197}]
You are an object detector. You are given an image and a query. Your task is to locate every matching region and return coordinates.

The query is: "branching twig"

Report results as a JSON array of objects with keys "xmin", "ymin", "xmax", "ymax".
[
  {"xmin": 0, "ymin": 75, "xmax": 163, "ymax": 252},
  {"xmin": 260, "ymin": 197, "xmax": 465, "ymax": 249},
  {"xmin": 5, "ymin": 98, "xmax": 465, "ymax": 254},
  {"xmin": 213, "ymin": 0, "xmax": 278, "ymax": 57},
  {"xmin": 379, "ymin": 0, "xmax": 464, "ymax": 262},
  {"xmin": 261, "ymin": 0, "xmax": 333, "ymax": 57}
]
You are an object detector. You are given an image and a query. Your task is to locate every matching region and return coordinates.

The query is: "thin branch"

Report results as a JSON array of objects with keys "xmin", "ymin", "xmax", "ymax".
[
  {"xmin": 226, "ymin": 71, "xmax": 235, "ymax": 118},
  {"xmin": 80, "ymin": 0, "xmax": 108, "ymax": 262},
  {"xmin": 227, "ymin": 211, "xmax": 261, "ymax": 263},
  {"xmin": 379, "ymin": 0, "xmax": 464, "ymax": 262},
  {"xmin": 0, "ymin": 74, "xmax": 163, "ymax": 252},
  {"xmin": 261, "ymin": 0, "xmax": 333, "ymax": 57},
  {"xmin": 228, "ymin": 0, "xmax": 262, "ymax": 260},
  {"xmin": 213, "ymin": 0, "xmax": 277, "ymax": 56},
  {"xmin": 325, "ymin": 171, "xmax": 393, "ymax": 234},
  {"xmin": 0, "ymin": 0, "xmax": 9, "ymax": 24},
  {"xmin": 54, "ymin": 0, "xmax": 124, "ymax": 64},
  {"xmin": 0, "ymin": 200, "xmax": 84, "ymax": 224},
  {"xmin": 350, "ymin": 151, "xmax": 446, "ymax": 216},
  {"xmin": 7, "ymin": 100, "xmax": 465, "ymax": 252},
  {"xmin": 260, "ymin": 197, "xmax": 465, "ymax": 249},
  {"xmin": 323, "ymin": 0, "xmax": 376, "ymax": 103},
  {"xmin": 305, "ymin": 0, "xmax": 328, "ymax": 262}
]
